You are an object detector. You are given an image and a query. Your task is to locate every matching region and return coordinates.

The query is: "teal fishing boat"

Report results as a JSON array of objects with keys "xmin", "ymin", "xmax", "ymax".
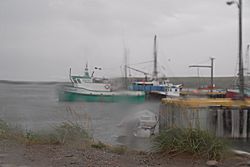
[{"xmin": 59, "ymin": 64, "xmax": 145, "ymax": 103}]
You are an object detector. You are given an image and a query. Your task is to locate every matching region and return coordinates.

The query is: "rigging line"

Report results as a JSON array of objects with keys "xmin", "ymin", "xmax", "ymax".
[
  {"xmin": 120, "ymin": 65, "xmax": 124, "ymax": 78},
  {"xmin": 158, "ymin": 66, "xmax": 168, "ymax": 78},
  {"xmin": 129, "ymin": 60, "xmax": 154, "ymax": 66},
  {"xmin": 101, "ymin": 65, "xmax": 126, "ymax": 70},
  {"xmin": 128, "ymin": 67, "xmax": 131, "ymax": 77},
  {"xmin": 128, "ymin": 62, "xmax": 152, "ymax": 70},
  {"xmin": 158, "ymin": 62, "xmax": 170, "ymax": 76},
  {"xmin": 157, "ymin": 62, "xmax": 168, "ymax": 76},
  {"xmin": 133, "ymin": 64, "xmax": 153, "ymax": 73},
  {"xmin": 157, "ymin": 58, "xmax": 176, "ymax": 77},
  {"xmin": 157, "ymin": 63, "xmax": 167, "ymax": 75},
  {"xmin": 160, "ymin": 64, "xmax": 185, "ymax": 84},
  {"xmin": 159, "ymin": 63, "xmax": 175, "ymax": 79},
  {"xmin": 155, "ymin": 65, "xmax": 164, "ymax": 77}
]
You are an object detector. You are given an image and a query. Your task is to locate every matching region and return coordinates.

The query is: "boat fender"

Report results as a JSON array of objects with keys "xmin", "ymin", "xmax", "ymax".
[{"xmin": 104, "ymin": 85, "xmax": 110, "ymax": 89}]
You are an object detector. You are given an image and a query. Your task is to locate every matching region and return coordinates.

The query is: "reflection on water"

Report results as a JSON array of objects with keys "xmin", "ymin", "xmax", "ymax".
[{"xmin": 0, "ymin": 82, "xmax": 160, "ymax": 150}]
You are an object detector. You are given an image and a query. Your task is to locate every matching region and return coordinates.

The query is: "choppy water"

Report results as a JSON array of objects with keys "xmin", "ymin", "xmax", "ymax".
[
  {"xmin": 2, "ymin": 82, "xmax": 249, "ymax": 152},
  {"xmin": 0, "ymin": 82, "xmax": 160, "ymax": 150}
]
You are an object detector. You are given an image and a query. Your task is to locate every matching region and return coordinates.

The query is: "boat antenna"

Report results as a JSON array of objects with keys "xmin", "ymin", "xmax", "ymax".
[
  {"xmin": 69, "ymin": 68, "xmax": 73, "ymax": 84},
  {"xmin": 84, "ymin": 62, "xmax": 90, "ymax": 77},
  {"xmin": 69, "ymin": 68, "xmax": 71, "ymax": 78},
  {"xmin": 86, "ymin": 62, "xmax": 88, "ymax": 70}
]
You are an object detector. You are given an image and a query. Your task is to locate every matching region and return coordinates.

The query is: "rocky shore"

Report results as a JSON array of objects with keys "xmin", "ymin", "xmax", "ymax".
[{"xmin": 0, "ymin": 140, "xmax": 249, "ymax": 167}]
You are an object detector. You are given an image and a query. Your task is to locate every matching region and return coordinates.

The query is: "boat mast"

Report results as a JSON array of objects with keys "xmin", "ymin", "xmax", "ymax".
[
  {"xmin": 153, "ymin": 35, "xmax": 158, "ymax": 80},
  {"xmin": 69, "ymin": 68, "xmax": 73, "ymax": 84},
  {"xmin": 124, "ymin": 48, "xmax": 128, "ymax": 88}
]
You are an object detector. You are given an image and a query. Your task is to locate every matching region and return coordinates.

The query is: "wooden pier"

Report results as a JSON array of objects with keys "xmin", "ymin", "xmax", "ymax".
[{"xmin": 159, "ymin": 98, "xmax": 250, "ymax": 138}]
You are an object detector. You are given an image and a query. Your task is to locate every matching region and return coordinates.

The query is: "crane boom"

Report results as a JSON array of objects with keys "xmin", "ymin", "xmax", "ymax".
[{"xmin": 126, "ymin": 66, "xmax": 150, "ymax": 76}]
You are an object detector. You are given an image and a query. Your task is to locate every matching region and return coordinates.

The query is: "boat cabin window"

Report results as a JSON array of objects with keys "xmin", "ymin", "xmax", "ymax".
[
  {"xmin": 136, "ymin": 83, "xmax": 153, "ymax": 86},
  {"xmin": 73, "ymin": 79, "xmax": 77, "ymax": 84},
  {"xmin": 77, "ymin": 78, "xmax": 81, "ymax": 83},
  {"xmin": 93, "ymin": 78, "xmax": 104, "ymax": 83}
]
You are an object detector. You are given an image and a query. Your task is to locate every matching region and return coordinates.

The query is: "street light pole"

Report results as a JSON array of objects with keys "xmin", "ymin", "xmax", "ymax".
[
  {"xmin": 227, "ymin": 0, "xmax": 244, "ymax": 99},
  {"xmin": 238, "ymin": 0, "xmax": 244, "ymax": 99}
]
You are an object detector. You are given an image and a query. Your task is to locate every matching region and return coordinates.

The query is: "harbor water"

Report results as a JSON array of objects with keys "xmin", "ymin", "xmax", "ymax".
[
  {"xmin": 1, "ymin": 82, "xmax": 250, "ymax": 152},
  {"xmin": 0, "ymin": 82, "xmax": 160, "ymax": 150}
]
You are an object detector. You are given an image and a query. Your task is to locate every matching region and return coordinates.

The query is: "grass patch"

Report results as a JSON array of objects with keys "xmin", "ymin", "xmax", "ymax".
[
  {"xmin": 0, "ymin": 119, "xmax": 92, "ymax": 145},
  {"xmin": 24, "ymin": 130, "xmax": 61, "ymax": 145},
  {"xmin": 54, "ymin": 121, "xmax": 91, "ymax": 145},
  {"xmin": 91, "ymin": 141, "xmax": 127, "ymax": 155},
  {"xmin": 91, "ymin": 141, "xmax": 107, "ymax": 149},
  {"xmin": 0, "ymin": 106, "xmax": 93, "ymax": 146},
  {"xmin": 0, "ymin": 118, "xmax": 130, "ymax": 155},
  {"xmin": 151, "ymin": 128, "xmax": 229, "ymax": 160},
  {"xmin": 0, "ymin": 119, "xmax": 9, "ymax": 139},
  {"xmin": 109, "ymin": 145, "xmax": 127, "ymax": 155},
  {"xmin": 0, "ymin": 109, "xmax": 129, "ymax": 155}
]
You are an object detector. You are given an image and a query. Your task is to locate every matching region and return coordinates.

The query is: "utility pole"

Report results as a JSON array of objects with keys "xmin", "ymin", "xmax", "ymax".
[
  {"xmin": 189, "ymin": 58, "xmax": 215, "ymax": 92},
  {"xmin": 211, "ymin": 57, "xmax": 215, "ymax": 92},
  {"xmin": 227, "ymin": 0, "xmax": 244, "ymax": 99},
  {"xmin": 153, "ymin": 35, "xmax": 158, "ymax": 80},
  {"xmin": 238, "ymin": 0, "xmax": 244, "ymax": 99}
]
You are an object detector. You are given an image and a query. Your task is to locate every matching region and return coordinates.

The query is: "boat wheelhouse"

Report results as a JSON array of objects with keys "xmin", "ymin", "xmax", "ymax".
[
  {"xmin": 129, "ymin": 79, "xmax": 183, "ymax": 98},
  {"xmin": 59, "ymin": 64, "xmax": 145, "ymax": 103}
]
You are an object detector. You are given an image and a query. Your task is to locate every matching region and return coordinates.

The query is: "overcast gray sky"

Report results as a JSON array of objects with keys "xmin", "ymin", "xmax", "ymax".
[{"xmin": 0, "ymin": 0, "xmax": 250, "ymax": 81}]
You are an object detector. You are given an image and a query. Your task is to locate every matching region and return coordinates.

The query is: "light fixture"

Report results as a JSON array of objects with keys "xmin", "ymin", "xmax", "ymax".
[{"xmin": 226, "ymin": 1, "xmax": 235, "ymax": 5}]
